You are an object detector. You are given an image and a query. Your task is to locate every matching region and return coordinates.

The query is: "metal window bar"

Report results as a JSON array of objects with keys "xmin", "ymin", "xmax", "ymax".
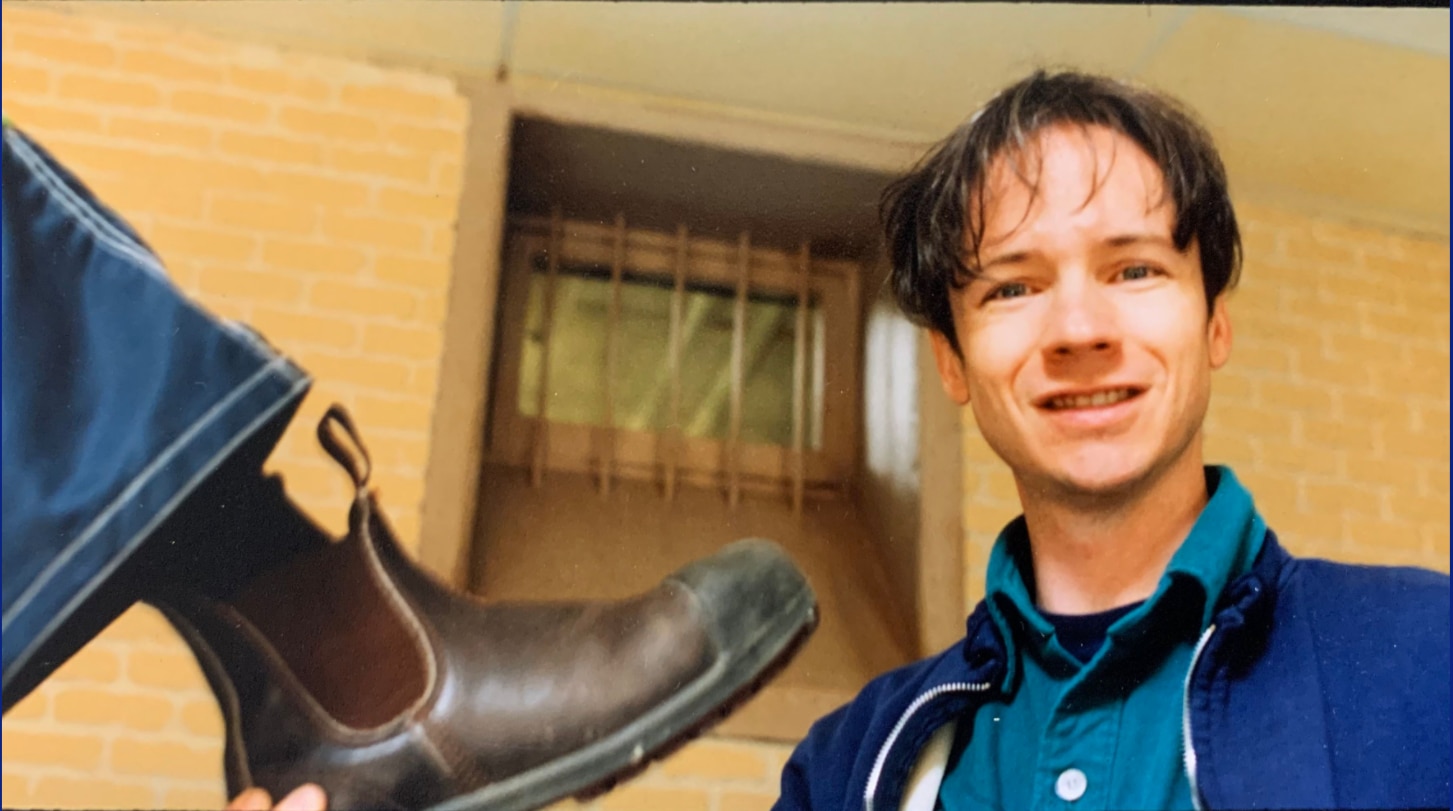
[
  {"xmin": 792, "ymin": 240, "xmax": 810, "ymax": 515},
  {"xmin": 666, "ymin": 224, "xmax": 688, "ymax": 501},
  {"xmin": 601, "ymin": 213, "xmax": 626, "ymax": 496},
  {"xmin": 531, "ymin": 206, "xmax": 564, "ymax": 488},
  {"xmin": 728, "ymin": 231, "xmax": 750, "ymax": 507}
]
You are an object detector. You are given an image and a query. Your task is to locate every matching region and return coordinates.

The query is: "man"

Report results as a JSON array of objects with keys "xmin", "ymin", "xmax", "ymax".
[
  {"xmin": 773, "ymin": 70, "xmax": 1449, "ymax": 811},
  {"xmin": 1, "ymin": 120, "xmax": 817, "ymax": 811}
]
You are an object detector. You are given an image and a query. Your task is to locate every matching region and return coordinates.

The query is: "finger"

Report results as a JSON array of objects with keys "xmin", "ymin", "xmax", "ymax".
[
  {"xmin": 274, "ymin": 783, "xmax": 328, "ymax": 811},
  {"xmin": 224, "ymin": 787, "xmax": 273, "ymax": 811}
]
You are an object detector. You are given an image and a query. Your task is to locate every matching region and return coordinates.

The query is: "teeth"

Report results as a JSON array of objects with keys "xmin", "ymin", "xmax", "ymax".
[{"xmin": 1048, "ymin": 388, "xmax": 1136, "ymax": 410}]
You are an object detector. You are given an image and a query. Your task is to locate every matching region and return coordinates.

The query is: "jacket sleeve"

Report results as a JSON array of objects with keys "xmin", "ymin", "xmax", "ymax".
[{"xmin": 771, "ymin": 704, "xmax": 853, "ymax": 811}]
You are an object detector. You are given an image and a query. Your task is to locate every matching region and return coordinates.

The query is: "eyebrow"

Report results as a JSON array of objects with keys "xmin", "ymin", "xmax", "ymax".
[{"xmin": 976, "ymin": 232, "xmax": 1176, "ymax": 273}]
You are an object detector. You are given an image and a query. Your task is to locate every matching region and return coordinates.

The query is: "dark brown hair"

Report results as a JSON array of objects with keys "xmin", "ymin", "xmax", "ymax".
[{"xmin": 881, "ymin": 69, "xmax": 1242, "ymax": 354}]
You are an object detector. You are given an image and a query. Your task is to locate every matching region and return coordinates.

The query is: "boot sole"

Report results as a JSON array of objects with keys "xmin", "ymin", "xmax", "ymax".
[{"xmin": 424, "ymin": 584, "xmax": 819, "ymax": 811}]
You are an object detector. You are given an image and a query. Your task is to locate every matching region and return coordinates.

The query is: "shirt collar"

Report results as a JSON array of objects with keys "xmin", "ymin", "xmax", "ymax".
[{"xmin": 984, "ymin": 466, "xmax": 1266, "ymax": 682}]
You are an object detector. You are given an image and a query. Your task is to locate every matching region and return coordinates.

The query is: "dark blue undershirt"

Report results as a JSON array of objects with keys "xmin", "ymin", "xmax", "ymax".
[{"xmin": 1040, "ymin": 601, "xmax": 1145, "ymax": 664}]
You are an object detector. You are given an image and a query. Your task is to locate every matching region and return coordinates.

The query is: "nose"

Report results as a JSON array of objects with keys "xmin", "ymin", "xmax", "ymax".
[{"xmin": 1041, "ymin": 277, "xmax": 1120, "ymax": 360}]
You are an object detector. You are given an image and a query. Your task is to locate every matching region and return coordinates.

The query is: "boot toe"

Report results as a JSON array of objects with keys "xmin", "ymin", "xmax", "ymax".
[{"xmin": 666, "ymin": 539, "xmax": 816, "ymax": 665}]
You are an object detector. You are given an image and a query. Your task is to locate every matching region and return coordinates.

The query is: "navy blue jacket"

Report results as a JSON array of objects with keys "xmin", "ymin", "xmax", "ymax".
[{"xmin": 775, "ymin": 533, "xmax": 1450, "ymax": 810}]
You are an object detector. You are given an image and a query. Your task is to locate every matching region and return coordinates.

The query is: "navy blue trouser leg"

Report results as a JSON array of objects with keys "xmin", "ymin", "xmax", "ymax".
[{"xmin": 1, "ymin": 125, "xmax": 311, "ymax": 706}]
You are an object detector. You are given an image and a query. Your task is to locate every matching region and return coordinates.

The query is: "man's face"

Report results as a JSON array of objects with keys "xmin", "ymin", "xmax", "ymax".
[{"xmin": 931, "ymin": 123, "xmax": 1232, "ymax": 502}]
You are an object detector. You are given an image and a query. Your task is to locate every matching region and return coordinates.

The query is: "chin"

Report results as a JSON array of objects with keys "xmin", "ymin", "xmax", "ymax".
[{"xmin": 1041, "ymin": 450, "xmax": 1158, "ymax": 499}]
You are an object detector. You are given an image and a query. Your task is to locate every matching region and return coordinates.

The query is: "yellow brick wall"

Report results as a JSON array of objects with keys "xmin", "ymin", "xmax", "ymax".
[
  {"xmin": 964, "ymin": 201, "xmax": 1451, "ymax": 603},
  {"xmin": 0, "ymin": 4, "xmax": 477, "ymax": 807}
]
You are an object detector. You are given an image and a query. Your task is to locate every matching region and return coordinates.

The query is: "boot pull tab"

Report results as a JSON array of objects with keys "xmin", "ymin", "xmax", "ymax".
[{"xmin": 317, "ymin": 404, "xmax": 372, "ymax": 489}]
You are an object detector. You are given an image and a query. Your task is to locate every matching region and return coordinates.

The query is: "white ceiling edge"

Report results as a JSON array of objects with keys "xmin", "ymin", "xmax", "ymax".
[{"xmin": 1226, "ymin": 6, "xmax": 1450, "ymax": 57}]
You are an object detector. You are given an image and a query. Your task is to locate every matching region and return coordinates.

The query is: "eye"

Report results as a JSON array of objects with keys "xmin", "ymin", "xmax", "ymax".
[
  {"xmin": 984, "ymin": 281, "xmax": 1031, "ymax": 302},
  {"xmin": 1118, "ymin": 264, "xmax": 1162, "ymax": 282}
]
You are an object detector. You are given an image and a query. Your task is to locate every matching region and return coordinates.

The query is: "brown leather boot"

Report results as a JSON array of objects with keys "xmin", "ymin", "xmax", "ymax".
[{"xmin": 154, "ymin": 406, "xmax": 817, "ymax": 811}]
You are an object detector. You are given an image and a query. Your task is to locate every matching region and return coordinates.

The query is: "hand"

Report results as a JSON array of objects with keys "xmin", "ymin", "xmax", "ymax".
[{"xmin": 226, "ymin": 783, "xmax": 327, "ymax": 811}]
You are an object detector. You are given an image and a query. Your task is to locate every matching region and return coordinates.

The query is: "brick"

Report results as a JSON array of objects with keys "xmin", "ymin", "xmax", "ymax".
[
  {"xmin": 1229, "ymin": 343, "xmax": 1292, "ymax": 375},
  {"xmin": 1280, "ymin": 292, "xmax": 1360, "ymax": 332},
  {"xmin": 180, "ymin": 697, "xmax": 225, "ymax": 737},
  {"xmin": 385, "ymin": 121, "xmax": 464, "ymax": 154},
  {"xmin": 111, "ymin": 739, "xmax": 222, "ymax": 780},
  {"xmin": 1296, "ymin": 353, "xmax": 1374, "ymax": 390},
  {"xmin": 1421, "ymin": 465, "xmax": 1450, "ymax": 497},
  {"xmin": 659, "ymin": 740, "xmax": 768, "ymax": 780},
  {"xmin": 2, "ymin": 774, "xmax": 31, "ymax": 806},
  {"xmin": 1237, "ymin": 471, "xmax": 1300, "ymax": 518},
  {"xmin": 1299, "ymin": 416, "xmax": 1375, "ymax": 454},
  {"xmin": 263, "ymin": 239, "xmax": 368, "ymax": 277},
  {"xmin": 150, "ymin": 223, "xmax": 257, "ymax": 263},
  {"xmin": 1388, "ymin": 492, "xmax": 1449, "ymax": 525},
  {"xmin": 251, "ymin": 306, "xmax": 361, "ymax": 351},
  {"xmin": 1, "ymin": 63, "xmax": 52, "ymax": 96},
  {"xmin": 1210, "ymin": 370, "xmax": 1253, "ymax": 403},
  {"xmin": 331, "ymin": 146, "xmax": 433, "ymax": 185},
  {"xmin": 1383, "ymin": 423, "xmax": 1449, "ymax": 461},
  {"xmin": 1260, "ymin": 439, "xmax": 1342, "ymax": 477},
  {"xmin": 354, "ymin": 393, "xmax": 434, "ymax": 433},
  {"xmin": 417, "ymin": 292, "xmax": 448, "ymax": 326},
  {"xmin": 218, "ymin": 131, "xmax": 323, "ymax": 166},
  {"xmin": 1209, "ymin": 403, "xmax": 1294, "ymax": 439},
  {"xmin": 409, "ymin": 363, "xmax": 439, "ymax": 399},
  {"xmin": 374, "ymin": 253, "xmax": 451, "ymax": 287},
  {"xmin": 379, "ymin": 187, "xmax": 458, "ymax": 222},
  {"xmin": 428, "ymin": 224, "xmax": 458, "ymax": 259},
  {"xmin": 1345, "ymin": 517, "xmax": 1422, "ymax": 557},
  {"xmin": 1303, "ymin": 482, "xmax": 1381, "ymax": 518},
  {"xmin": 171, "ymin": 88, "xmax": 271, "ymax": 125},
  {"xmin": 106, "ymin": 114, "xmax": 214, "ymax": 151},
  {"xmin": 119, "ymin": 48, "xmax": 224, "ymax": 82},
  {"xmin": 1423, "ymin": 525, "xmax": 1451, "ymax": 566},
  {"xmin": 1318, "ymin": 272, "xmax": 1403, "ymax": 309},
  {"xmin": 127, "ymin": 649, "xmax": 205, "ymax": 691},
  {"xmin": 198, "ymin": 266, "xmax": 309, "ymax": 306},
  {"xmin": 361, "ymin": 322, "xmax": 443, "ymax": 361},
  {"xmin": 1284, "ymin": 511, "xmax": 1344, "ymax": 545},
  {"xmin": 11, "ymin": 32, "xmax": 117, "ymax": 68},
  {"xmin": 6, "ymin": 690, "xmax": 48, "ymax": 721},
  {"xmin": 1344, "ymin": 454, "xmax": 1424, "ymax": 492},
  {"xmin": 5, "ymin": 101, "xmax": 106, "ymax": 140},
  {"xmin": 599, "ymin": 786, "xmax": 711, "ymax": 811},
  {"xmin": 308, "ymin": 280, "xmax": 418, "ymax": 321},
  {"xmin": 210, "ymin": 196, "xmax": 319, "ymax": 237},
  {"xmin": 229, "ymin": 65, "xmax": 313, "ymax": 99},
  {"xmin": 1283, "ymin": 234, "xmax": 1357, "ymax": 268},
  {"xmin": 1, "ymin": 729, "xmax": 104, "ymax": 770},
  {"xmin": 340, "ymin": 83, "xmax": 447, "ymax": 119},
  {"xmin": 323, "ymin": 212, "xmax": 427, "ymax": 253},
  {"xmin": 279, "ymin": 105, "xmax": 381, "ymax": 142},
  {"xmin": 1256, "ymin": 379, "xmax": 1334, "ymax": 413},
  {"xmin": 50, "ymin": 645, "xmax": 122, "ymax": 683},
  {"xmin": 431, "ymin": 159, "xmax": 465, "ymax": 197},
  {"xmin": 720, "ymin": 791, "xmax": 779, "ymax": 811},
  {"xmin": 98, "ymin": 172, "xmax": 208, "ymax": 221},
  {"xmin": 53, "ymin": 687, "xmax": 174, "ymax": 731},
  {"xmin": 298, "ymin": 351, "xmax": 414, "ymax": 392},
  {"xmin": 30, "ymin": 776, "xmax": 154, "ymax": 809},
  {"xmin": 102, "ymin": 605, "xmax": 179, "ymax": 644},
  {"xmin": 1202, "ymin": 431, "xmax": 1255, "ymax": 465},
  {"xmin": 56, "ymin": 74, "xmax": 161, "ymax": 108},
  {"xmin": 1338, "ymin": 392, "xmax": 1412, "ymax": 427},
  {"xmin": 265, "ymin": 170, "xmax": 372, "ymax": 208},
  {"xmin": 1361, "ymin": 306, "xmax": 1429, "ymax": 338},
  {"xmin": 164, "ymin": 785, "xmax": 228, "ymax": 808}
]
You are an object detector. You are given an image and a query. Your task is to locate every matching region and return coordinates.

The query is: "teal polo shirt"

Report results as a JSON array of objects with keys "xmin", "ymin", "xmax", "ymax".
[{"xmin": 937, "ymin": 467, "xmax": 1265, "ymax": 811}]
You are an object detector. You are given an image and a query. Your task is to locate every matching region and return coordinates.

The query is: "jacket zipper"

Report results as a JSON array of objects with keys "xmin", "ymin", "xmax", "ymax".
[
  {"xmin": 863, "ymin": 681, "xmax": 991, "ymax": 811},
  {"xmin": 1182, "ymin": 624, "xmax": 1216, "ymax": 811}
]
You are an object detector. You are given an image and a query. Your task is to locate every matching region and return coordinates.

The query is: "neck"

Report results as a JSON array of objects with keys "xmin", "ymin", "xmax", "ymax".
[{"xmin": 1017, "ymin": 451, "xmax": 1210, "ymax": 615}]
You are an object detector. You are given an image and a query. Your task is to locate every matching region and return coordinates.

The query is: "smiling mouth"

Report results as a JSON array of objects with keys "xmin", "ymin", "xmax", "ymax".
[{"xmin": 1041, "ymin": 387, "xmax": 1143, "ymax": 410}]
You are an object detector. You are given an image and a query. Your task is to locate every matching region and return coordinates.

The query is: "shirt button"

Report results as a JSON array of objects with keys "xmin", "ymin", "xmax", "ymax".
[{"xmin": 1055, "ymin": 768, "xmax": 1088, "ymax": 802}]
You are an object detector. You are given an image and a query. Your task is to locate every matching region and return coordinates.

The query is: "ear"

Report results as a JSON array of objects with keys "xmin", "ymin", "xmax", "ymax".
[
  {"xmin": 929, "ymin": 329, "xmax": 972, "ymax": 405},
  {"xmin": 1207, "ymin": 294, "xmax": 1232, "ymax": 370}
]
